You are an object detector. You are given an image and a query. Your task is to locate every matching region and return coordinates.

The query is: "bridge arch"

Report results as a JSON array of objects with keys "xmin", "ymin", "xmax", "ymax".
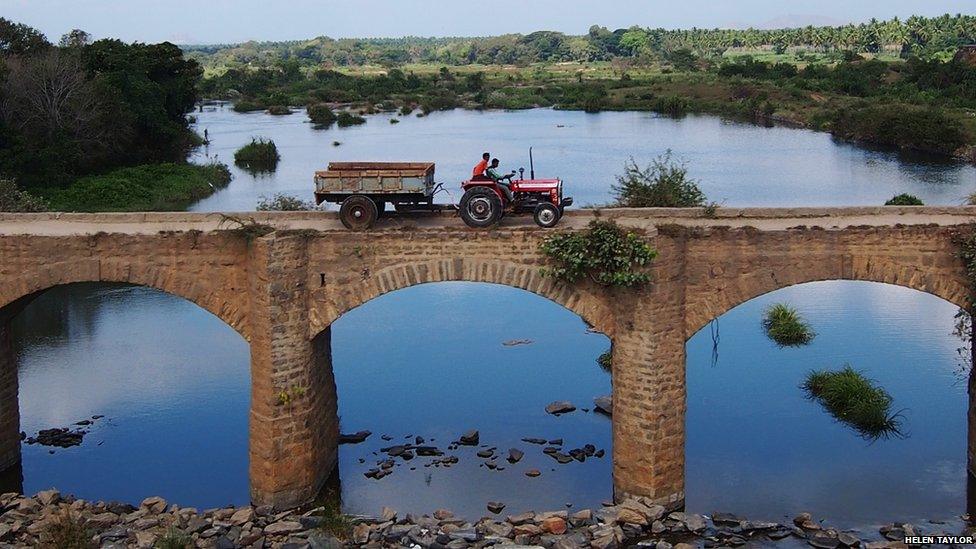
[
  {"xmin": 309, "ymin": 257, "xmax": 616, "ymax": 339},
  {"xmin": 684, "ymin": 257, "xmax": 971, "ymax": 337},
  {"xmin": 0, "ymin": 261, "xmax": 249, "ymax": 340}
]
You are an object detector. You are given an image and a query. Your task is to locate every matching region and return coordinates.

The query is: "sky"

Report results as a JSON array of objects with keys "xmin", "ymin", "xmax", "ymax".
[{"xmin": 2, "ymin": 0, "xmax": 973, "ymax": 45}]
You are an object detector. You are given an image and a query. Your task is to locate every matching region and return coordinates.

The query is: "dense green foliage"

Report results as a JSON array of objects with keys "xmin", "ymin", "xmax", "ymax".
[
  {"xmin": 0, "ymin": 179, "xmax": 47, "ymax": 212},
  {"xmin": 234, "ymin": 138, "xmax": 280, "ymax": 172},
  {"xmin": 43, "ymin": 162, "xmax": 231, "ymax": 212},
  {"xmin": 257, "ymin": 193, "xmax": 316, "ymax": 211},
  {"xmin": 336, "ymin": 111, "xmax": 366, "ymax": 127},
  {"xmin": 540, "ymin": 220, "xmax": 657, "ymax": 287},
  {"xmin": 0, "ymin": 17, "xmax": 203, "ymax": 199},
  {"xmin": 597, "ymin": 350, "xmax": 612, "ymax": 374},
  {"xmin": 611, "ymin": 152, "xmax": 706, "ymax": 207},
  {"xmin": 802, "ymin": 365, "xmax": 903, "ymax": 439},
  {"xmin": 762, "ymin": 303, "xmax": 816, "ymax": 346},
  {"xmin": 885, "ymin": 193, "xmax": 924, "ymax": 206},
  {"xmin": 185, "ymin": 15, "xmax": 976, "ymax": 69},
  {"xmin": 307, "ymin": 103, "xmax": 338, "ymax": 125}
]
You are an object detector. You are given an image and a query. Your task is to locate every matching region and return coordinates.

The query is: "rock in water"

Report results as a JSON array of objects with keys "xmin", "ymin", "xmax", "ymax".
[
  {"xmin": 521, "ymin": 437, "xmax": 547, "ymax": 445},
  {"xmin": 507, "ymin": 448, "xmax": 524, "ymax": 463},
  {"xmin": 459, "ymin": 430, "xmax": 480, "ymax": 445},
  {"xmin": 502, "ymin": 339, "xmax": 534, "ymax": 346},
  {"xmin": 593, "ymin": 395, "xmax": 612, "ymax": 415},
  {"xmin": 545, "ymin": 401, "xmax": 576, "ymax": 415},
  {"xmin": 338, "ymin": 431, "xmax": 371, "ymax": 444},
  {"xmin": 487, "ymin": 501, "xmax": 506, "ymax": 514},
  {"xmin": 525, "ymin": 469, "xmax": 541, "ymax": 477}
]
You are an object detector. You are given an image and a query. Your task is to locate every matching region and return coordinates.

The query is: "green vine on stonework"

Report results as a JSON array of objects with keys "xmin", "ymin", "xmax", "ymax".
[
  {"xmin": 953, "ymin": 224, "xmax": 976, "ymax": 310},
  {"xmin": 539, "ymin": 220, "xmax": 657, "ymax": 288}
]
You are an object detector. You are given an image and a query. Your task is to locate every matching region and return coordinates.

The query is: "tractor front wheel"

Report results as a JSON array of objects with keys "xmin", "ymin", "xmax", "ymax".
[
  {"xmin": 533, "ymin": 202, "xmax": 561, "ymax": 228},
  {"xmin": 459, "ymin": 187, "xmax": 502, "ymax": 228},
  {"xmin": 339, "ymin": 195, "xmax": 378, "ymax": 230}
]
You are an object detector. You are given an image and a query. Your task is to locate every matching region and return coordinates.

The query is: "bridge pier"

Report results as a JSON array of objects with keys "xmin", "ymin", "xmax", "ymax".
[
  {"xmin": 247, "ymin": 236, "xmax": 339, "ymax": 509},
  {"xmin": 611, "ymin": 286, "xmax": 686, "ymax": 510},
  {"xmin": 0, "ymin": 321, "xmax": 21, "ymax": 474}
]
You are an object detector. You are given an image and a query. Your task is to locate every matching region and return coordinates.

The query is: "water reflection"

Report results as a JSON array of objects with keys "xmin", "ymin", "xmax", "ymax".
[{"xmin": 686, "ymin": 281, "xmax": 966, "ymax": 528}]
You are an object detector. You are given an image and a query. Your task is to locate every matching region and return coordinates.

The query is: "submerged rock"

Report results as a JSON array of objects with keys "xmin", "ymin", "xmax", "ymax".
[
  {"xmin": 459, "ymin": 430, "xmax": 480, "ymax": 445},
  {"xmin": 594, "ymin": 395, "xmax": 612, "ymax": 415},
  {"xmin": 507, "ymin": 448, "xmax": 524, "ymax": 463},
  {"xmin": 546, "ymin": 401, "xmax": 576, "ymax": 415},
  {"xmin": 338, "ymin": 431, "xmax": 371, "ymax": 444},
  {"xmin": 487, "ymin": 501, "xmax": 506, "ymax": 514}
]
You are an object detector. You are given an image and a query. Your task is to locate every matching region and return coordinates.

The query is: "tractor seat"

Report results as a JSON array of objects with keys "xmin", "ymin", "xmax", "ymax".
[{"xmin": 470, "ymin": 174, "xmax": 492, "ymax": 181}]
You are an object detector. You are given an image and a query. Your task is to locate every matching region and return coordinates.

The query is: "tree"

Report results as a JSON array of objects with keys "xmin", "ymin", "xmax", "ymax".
[
  {"xmin": 0, "ymin": 18, "xmax": 49, "ymax": 56},
  {"xmin": 59, "ymin": 29, "xmax": 92, "ymax": 49}
]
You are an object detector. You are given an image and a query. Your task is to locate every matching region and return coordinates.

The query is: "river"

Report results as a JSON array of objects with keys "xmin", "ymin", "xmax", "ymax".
[{"xmin": 7, "ymin": 106, "xmax": 975, "ymax": 530}]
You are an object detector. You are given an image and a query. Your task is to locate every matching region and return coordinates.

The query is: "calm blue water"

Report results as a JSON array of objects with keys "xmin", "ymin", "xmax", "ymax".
[{"xmin": 3, "ymin": 108, "xmax": 974, "ymax": 529}]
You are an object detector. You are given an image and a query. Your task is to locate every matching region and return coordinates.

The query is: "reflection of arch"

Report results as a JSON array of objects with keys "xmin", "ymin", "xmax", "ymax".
[
  {"xmin": 685, "ymin": 260, "xmax": 970, "ymax": 337},
  {"xmin": 309, "ymin": 258, "xmax": 615, "ymax": 338},
  {"xmin": 0, "ymin": 262, "xmax": 248, "ymax": 339}
]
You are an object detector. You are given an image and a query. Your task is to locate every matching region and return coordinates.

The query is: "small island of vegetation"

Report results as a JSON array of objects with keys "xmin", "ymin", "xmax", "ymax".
[
  {"xmin": 802, "ymin": 365, "xmax": 904, "ymax": 439},
  {"xmin": 762, "ymin": 303, "xmax": 816, "ymax": 346},
  {"xmin": 234, "ymin": 138, "xmax": 281, "ymax": 173}
]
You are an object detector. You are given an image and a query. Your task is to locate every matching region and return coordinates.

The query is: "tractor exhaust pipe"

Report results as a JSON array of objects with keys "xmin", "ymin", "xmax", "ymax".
[{"xmin": 529, "ymin": 147, "xmax": 535, "ymax": 180}]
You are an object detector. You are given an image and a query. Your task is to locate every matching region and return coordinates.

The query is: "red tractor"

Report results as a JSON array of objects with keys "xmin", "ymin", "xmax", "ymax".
[{"xmin": 458, "ymin": 148, "xmax": 573, "ymax": 229}]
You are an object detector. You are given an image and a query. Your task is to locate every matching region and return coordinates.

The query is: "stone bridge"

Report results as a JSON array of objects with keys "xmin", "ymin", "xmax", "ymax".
[{"xmin": 0, "ymin": 207, "xmax": 974, "ymax": 510}]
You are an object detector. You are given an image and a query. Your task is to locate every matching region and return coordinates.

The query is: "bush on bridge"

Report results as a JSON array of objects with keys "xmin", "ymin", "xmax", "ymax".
[
  {"xmin": 257, "ymin": 193, "xmax": 316, "ymax": 211},
  {"xmin": 762, "ymin": 303, "xmax": 815, "ymax": 346},
  {"xmin": 884, "ymin": 193, "xmax": 924, "ymax": 206},
  {"xmin": 802, "ymin": 365, "xmax": 903, "ymax": 440},
  {"xmin": 540, "ymin": 220, "xmax": 657, "ymax": 287},
  {"xmin": 611, "ymin": 152, "xmax": 706, "ymax": 208}
]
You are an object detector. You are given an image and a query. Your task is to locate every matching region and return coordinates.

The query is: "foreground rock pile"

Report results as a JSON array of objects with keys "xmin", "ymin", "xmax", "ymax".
[{"xmin": 0, "ymin": 489, "xmax": 962, "ymax": 548}]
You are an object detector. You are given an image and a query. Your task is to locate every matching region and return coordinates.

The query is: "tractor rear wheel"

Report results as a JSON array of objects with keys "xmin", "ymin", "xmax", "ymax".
[
  {"xmin": 339, "ymin": 195, "xmax": 378, "ymax": 230},
  {"xmin": 533, "ymin": 202, "xmax": 561, "ymax": 228},
  {"xmin": 459, "ymin": 187, "xmax": 502, "ymax": 228}
]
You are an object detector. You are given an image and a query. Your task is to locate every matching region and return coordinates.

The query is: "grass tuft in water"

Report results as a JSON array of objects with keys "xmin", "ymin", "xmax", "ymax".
[
  {"xmin": 762, "ymin": 303, "xmax": 815, "ymax": 346},
  {"xmin": 234, "ymin": 138, "xmax": 281, "ymax": 173},
  {"xmin": 597, "ymin": 350, "xmax": 612, "ymax": 374},
  {"xmin": 801, "ymin": 365, "xmax": 904, "ymax": 440}
]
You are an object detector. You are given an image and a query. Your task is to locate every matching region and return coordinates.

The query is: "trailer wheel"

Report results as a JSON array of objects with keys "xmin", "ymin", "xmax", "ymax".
[
  {"xmin": 340, "ymin": 195, "xmax": 378, "ymax": 230},
  {"xmin": 459, "ymin": 187, "xmax": 502, "ymax": 228},
  {"xmin": 533, "ymin": 202, "xmax": 561, "ymax": 228}
]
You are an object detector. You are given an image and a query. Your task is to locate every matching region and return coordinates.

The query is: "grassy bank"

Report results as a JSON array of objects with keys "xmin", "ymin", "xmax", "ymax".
[{"xmin": 41, "ymin": 163, "xmax": 232, "ymax": 212}]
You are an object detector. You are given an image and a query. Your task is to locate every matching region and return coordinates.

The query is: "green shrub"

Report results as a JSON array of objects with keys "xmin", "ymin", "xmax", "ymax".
[
  {"xmin": 611, "ymin": 152, "xmax": 706, "ymax": 208},
  {"xmin": 762, "ymin": 303, "xmax": 815, "ymax": 346},
  {"xmin": 257, "ymin": 193, "xmax": 316, "ymax": 211},
  {"xmin": 597, "ymin": 350, "xmax": 612, "ymax": 373},
  {"xmin": 317, "ymin": 502, "xmax": 354, "ymax": 540},
  {"xmin": 399, "ymin": 105, "xmax": 414, "ymax": 116},
  {"xmin": 308, "ymin": 103, "xmax": 338, "ymax": 125},
  {"xmin": 830, "ymin": 105, "xmax": 967, "ymax": 155},
  {"xmin": 38, "ymin": 509, "xmax": 93, "ymax": 548},
  {"xmin": 336, "ymin": 111, "xmax": 366, "ymax": 127},
  {"xmin": 266, "ymin": 105, "xmax": 292, "ymax": 115},
  {"xmin": 540, "ymin": 220, "xmax": 657, "ymax": 287},
  {"xmin": 46, "ymin": 162, "xmax": 232, "ymax": 212},
  {"xmin": 884, "ymin": 193, "xmax": 924, "ymax": 206},
  {"xmin": 802, "ymin": 365, "xmax": 903, "ymax": 439},
  {"xmin": 653, "ymin": 95, "xmax": 690, "ymax": 116},
  {"xmin": 0, "ymin": 179, "xmax": 47, "ymax": 212},
  {"xmin": 234, "ymin": 138, "xmax": 281, "ymax": 173},
  {"xmin": 154, "ymin": 527, "xmax": 192, "ymax": 549},
  {"xmin": 233, "ymin": 100, "xmax": 265, "ymax": 113}
]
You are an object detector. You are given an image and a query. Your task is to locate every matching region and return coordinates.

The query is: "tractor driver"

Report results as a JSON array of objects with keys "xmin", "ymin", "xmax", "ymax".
[{"xmin": 486, "ymin": 158, "xmax": 515, "ymax": 202}]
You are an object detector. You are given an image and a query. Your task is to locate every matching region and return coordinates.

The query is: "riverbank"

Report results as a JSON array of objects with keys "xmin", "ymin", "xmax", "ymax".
[{"xmin": 1, "ymin": 489, "xmax": 967, "ymax": 548}]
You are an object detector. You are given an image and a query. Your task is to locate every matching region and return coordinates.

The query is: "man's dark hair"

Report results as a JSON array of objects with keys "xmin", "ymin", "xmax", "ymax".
[
  {"xmin": 490, "ymin": 158, "xmax": 500, "ymax": 165},
  {"xmin": 482, "ymin": 152, "xmax": 490, "ymax": 159}
]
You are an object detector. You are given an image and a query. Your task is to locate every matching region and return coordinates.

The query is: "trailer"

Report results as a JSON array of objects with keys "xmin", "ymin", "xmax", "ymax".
[{"xmin": 314, "ymin": 162, "xmax": 449, "ymax": 229}]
